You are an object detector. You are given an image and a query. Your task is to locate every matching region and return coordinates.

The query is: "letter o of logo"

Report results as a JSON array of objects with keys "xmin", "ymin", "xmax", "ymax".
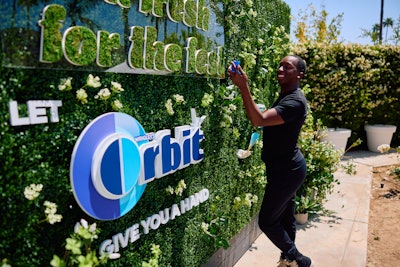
[{"xmin": 70, "ymin": 112, "xmax": 148, "ymax": 220}]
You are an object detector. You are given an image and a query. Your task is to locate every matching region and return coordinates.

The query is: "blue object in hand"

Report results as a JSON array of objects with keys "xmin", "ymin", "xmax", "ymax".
[{"xmin": 231, "ymin": 60, "xmax": 241, "ymax": 74}]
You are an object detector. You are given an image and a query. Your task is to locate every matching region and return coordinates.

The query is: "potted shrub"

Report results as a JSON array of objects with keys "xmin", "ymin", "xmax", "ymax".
[
  {"xmin": 298, "ymin": 115, "xmax": 343, "ymax": 211},
  {"xmin": 297, "ymin": 114, "xmax": 361, "ymax": 224},
  {"xmin": 296, "ymin": 107, "xmax": 362, "ymax": 219},
  {"xmin": 294, "ymin": 195, "xmax": 318, "ymax": 224}
]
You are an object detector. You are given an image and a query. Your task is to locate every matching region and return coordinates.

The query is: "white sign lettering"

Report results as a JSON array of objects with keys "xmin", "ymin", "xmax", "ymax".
[{"xmin": 9, "ymin": 100, "xmax": 62, "ymax": 126}]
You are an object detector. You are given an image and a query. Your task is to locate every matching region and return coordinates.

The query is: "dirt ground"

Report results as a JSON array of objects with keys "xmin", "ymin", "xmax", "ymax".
[{"xmin": 367, "ymin": 165, "xmax": 400, "ymax": 266}]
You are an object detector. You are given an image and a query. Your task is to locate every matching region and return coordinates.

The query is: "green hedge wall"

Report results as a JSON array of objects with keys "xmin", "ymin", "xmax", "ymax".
[
  {"xmin": 292, "ymin": 43, "xmax": 400, "ymax": 148},
  {"xmin": 0, "ymin": 1, "xmax": 292, "ymax": 266}
]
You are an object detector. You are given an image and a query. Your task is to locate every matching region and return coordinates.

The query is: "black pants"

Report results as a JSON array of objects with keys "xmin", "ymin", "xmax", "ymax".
[{"xmin": 258, "ymin": 156, "xmax": 307, "ymax": 255}]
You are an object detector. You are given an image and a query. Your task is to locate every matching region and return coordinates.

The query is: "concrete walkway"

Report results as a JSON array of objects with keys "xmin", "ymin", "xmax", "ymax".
[{"xmin": 234, "ymin": 150, "xmax": 399, "ymax": 267}]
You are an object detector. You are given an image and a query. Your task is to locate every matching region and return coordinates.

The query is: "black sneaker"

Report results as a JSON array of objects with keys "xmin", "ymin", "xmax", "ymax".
[
  {"xmin": 291, "ymin": 254, "xmax": 312, "ymax": 267},
  {"xmin": 286, "ymin": 247, "xmax": 312, "ymax": 267}
]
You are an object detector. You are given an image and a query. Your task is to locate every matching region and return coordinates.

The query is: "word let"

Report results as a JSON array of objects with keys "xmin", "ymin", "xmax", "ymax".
[{"xmin": 9, "ymin": 100, "xmax": 62, "ymax": 126}]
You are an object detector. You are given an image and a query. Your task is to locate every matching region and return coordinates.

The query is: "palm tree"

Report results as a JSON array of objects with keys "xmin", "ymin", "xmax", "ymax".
[
  {"xmin": 372, "ymin": 23, "xmax": 380, "ymax": 44},
  {"xmin": 360, "ymin": 23, "xmax": 380, "ymax": 44},
  {"xmin": 383, "ymin": 17, "xmax": 394, "ymax": 43},
  {"xmin": 379, "ymin": 0, "xmax": 384, "ymax": 44}
]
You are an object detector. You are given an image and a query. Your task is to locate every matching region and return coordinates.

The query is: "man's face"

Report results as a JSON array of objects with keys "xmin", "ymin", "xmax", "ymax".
[{"xmin": 277, "ymin": 56, "xmax": 301, "ymax": 86}]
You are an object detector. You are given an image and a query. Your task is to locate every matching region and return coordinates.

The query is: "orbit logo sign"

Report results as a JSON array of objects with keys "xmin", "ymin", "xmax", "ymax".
[{"xmin": 70, "ymin": 110, "xmax": 205, "ymax": 220}]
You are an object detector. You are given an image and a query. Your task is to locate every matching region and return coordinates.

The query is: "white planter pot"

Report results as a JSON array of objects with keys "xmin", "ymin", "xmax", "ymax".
[
  {"xmin": 364, "ymin": 124, "xmax": 397, "ymax": 152},
  {"xmin": 294, "ymin": 213, "xmax": 308, "ymax": 225},
  {"xmin": 321, "ymin": 128, "xmax": 352, "ymax": 152}
]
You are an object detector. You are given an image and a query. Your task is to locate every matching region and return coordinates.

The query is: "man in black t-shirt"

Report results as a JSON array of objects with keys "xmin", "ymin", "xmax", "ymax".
[{"xmin": 228, "ymin": 55, "xmax": 312, "ymax": 267}]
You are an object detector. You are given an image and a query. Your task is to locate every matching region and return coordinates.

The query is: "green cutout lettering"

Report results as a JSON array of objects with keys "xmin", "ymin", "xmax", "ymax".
[
  {"xmin": 153, "ymin": 0, "xmax": 168, "ymax": 17},
  {"xmin": 195, "ymin": 49, "xmax": 207, "ymax": 74},
  {"xmin": 217, "ymin": 46, "xmax": 225, "ymax": 77},
  {"xmin": 63, "ymin": 26, "xmax": 97, "ymax": 66},
  {"xmin": 183, "ymin": 0, "xmax": 196, "ymax": 27},
  {"xmin": 165, "ymin": 44, "xmax": 182, "ymax": 72},
  {"xmin": 128, "ymin": 26, "xmax": 145, "ymax": 68},
  {"xmin": 154, "ymin": 41, "xmax": 165, "ymax": 70},
  {"xmin": 145, "ymin": 27, "xmax": 158, "ymax": 69},
  {"xmin": 139, "ymin": 0, "xmax": 153, "ymax": 14},
  {"xmin": 38, "ymin": 4, "xmax": 66, "ymax": 63},
  {"xmin": 207, "ymin": 51, "xmax": 218, "ymax": 76},
  {"xmin": 168, "ymin": 0, "xmax": 184, "ymax": 23},
  {"xmin": 184, "ymin": 37, "xmax": 197, "ymax": 73},
  {"xmin": 117, "ymin": 0, "xmax": 131, "ymax": 8},
  {"xmin": 97, "ymin": 31, "xmax": 120, "ymax": 67},
  {"xmin": 198, "ymin": 6, "xmax": 210, "ymax": 31}
]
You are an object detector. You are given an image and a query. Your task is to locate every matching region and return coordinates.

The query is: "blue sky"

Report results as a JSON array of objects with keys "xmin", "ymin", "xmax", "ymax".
[{"xmin": 283, "ymin": 0, "xmax": 400, "ymax": 44}]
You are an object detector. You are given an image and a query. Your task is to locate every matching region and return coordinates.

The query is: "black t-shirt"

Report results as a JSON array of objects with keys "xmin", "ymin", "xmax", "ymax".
[{"xmin": 261, "ymin": 89, "xmax": 307, "ymax": 163}]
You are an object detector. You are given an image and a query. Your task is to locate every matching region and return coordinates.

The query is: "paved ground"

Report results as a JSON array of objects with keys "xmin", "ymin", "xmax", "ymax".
[{"xmin": 233, "ymin": 150, "xmax": 399, "ymax": 267}]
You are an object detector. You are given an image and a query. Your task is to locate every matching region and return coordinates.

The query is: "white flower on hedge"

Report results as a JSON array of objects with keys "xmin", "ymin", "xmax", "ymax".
[
  {"xmin": 166, "ymin": 186, "xmax": 174, "ymax": 195},
  {"xmin": 48, "ymin": 213, "xmax": 63, "ymax": 224},
  {"xmin": 201, "ymin": 93, "xmax": 214, "ymax": 107},
  {"xmin": 230, "ymin": 24, "xmax": 239, "ymax": 34},
  {"xmin": 86, "ymin": 74, "xmax": 101, "ymax": 88},
  {"xmin": 74, "ymin": 219, "xmax": 99, "ymax": 241},
  {"xmin": 24, "ymin": 183, "xmax": 43, "ymax": 200},
  {"xmin": 173, "ymin": 94, "xmax": 185, "ymax": 104},
  {"xmin": 229, "ymin": 104, "xmax": 237, "ymax": 111},
  {"xmin": 112, "ymin": 99, "xmax": 123, "ymax": 111},
  {"xmin": 377, "ymin": 144, "xmax": 391, "ymax": 153},
  {"xmin": 226, "ymin": 85, "xmax": 235, "ymax": 90},
  {"xmin": 111, "ymin": 81, "xmax": 124, "ymax": 93},
  {"xmin": 248, "ymin": 8, "xmax": 257, "ymax": 17},
  {"xmin": 245, "ymin": 0, "xmax": 253, "ymax": 7},
  {"xmin": 222, "ymin": 106, "xmax": 232, "ymax": 114},
  {"xmin": 244, "ymin": 193, "xmax": 253, "ymax": 206},
  {"xmin": 201, "ymin": 222, "xmax": 210, "ymax": 234},
  {"xmin": 74, "ymin": 219, "xmax": 87, "ymax": 233},
  {"xmin": 80, "ymin": 218, "xmax": 89, "ymax": 229},
  {"xmin": 95, "ymin": 88, "xmax": 111, "ymax": 100},
  {"xmin": 174, "ymin": 179, "xmax": 187, "ymax": 196},
  {"xmin": 58, "ymin": 77, "xmax": 73, "ymax": 91},
  {"xmin": 44, "ymin": 201, "xmax": 62, "ymax": 224},
  {"xmin": 224, "ymin": 92, "xmax": 235, "ymax": 101},
  {"xmin": 74, "ymin": 218, "xmax": 96, "ymax": 233},
  {"xmin": 244, "ymin": 193, "xmax": 258, "ymax": 207},
  {"xmin": 223, "ymin": 113, "xmax": 232, "ymax": 124},
  {"xmin": 165, "ymin": 99, "xmax": 174, "ymax": 115},
  {"xmin": 76, "ymin": 88, "xmax": 88, "ymax": 104},
  {"xmin": 89, "ymin": 222, "xmax": 97, "ymax": 233},
  {"xmin": 44, "ymin": 201, "xmax": 57, "ymax": 214},
  {"xmin": 234, "ymin": 197, "xmax": 241, "ymax": 204}
]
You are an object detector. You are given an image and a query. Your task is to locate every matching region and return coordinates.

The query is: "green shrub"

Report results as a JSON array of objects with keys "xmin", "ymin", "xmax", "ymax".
[{"xmin": 292, "ymin": 43, "xmax": 400, "ymax": 148}]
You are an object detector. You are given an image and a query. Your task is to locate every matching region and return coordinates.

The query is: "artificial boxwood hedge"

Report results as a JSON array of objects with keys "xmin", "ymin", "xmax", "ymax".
[{"xmin": 0, "ymin": 66, "xmax": 266, "ymax": 266}]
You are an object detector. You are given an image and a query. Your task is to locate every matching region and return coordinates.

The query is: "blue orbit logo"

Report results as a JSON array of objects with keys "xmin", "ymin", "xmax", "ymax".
[{"xmin": 70, "ymin": 112, "xmax": 148, "ymax": 220}]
